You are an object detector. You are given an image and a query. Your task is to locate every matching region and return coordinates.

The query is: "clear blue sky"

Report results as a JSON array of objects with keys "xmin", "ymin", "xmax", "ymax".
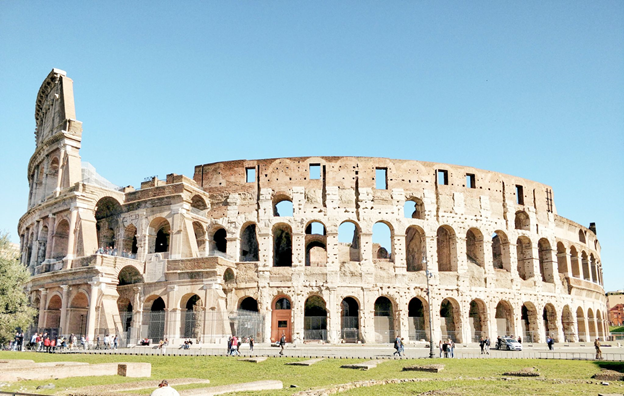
[{"xmin": 1, "ymin": 2, "xmax": 622, "ymax": 291}]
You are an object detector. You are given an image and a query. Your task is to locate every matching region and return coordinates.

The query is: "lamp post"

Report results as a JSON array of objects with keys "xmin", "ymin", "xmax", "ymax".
[{"xmin": 424, "ymin": 253, "xmax": 436, "ymax": 358}]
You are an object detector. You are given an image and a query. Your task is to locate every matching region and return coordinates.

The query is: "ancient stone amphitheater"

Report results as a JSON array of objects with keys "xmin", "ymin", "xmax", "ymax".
[{"xmin": 19, "ymin": 69, "xmax": 607, "ymax": 347}]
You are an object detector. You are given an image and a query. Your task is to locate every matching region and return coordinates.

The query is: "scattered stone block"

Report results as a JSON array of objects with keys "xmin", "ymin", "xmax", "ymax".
[
  {"xmin": 239, "ymin": 357, "xmax": 267, "ymax": 363},
  {"xmin": 179, "ymin": 380, "xmax": 282, "ymax": 395},
  {"xmin": 36, "ymin": 383, "xmax": 55, "ymax": 390},
  {"xmin": 118, "ymin": 363, "xmax": 152, "ymax": 377},
  {"xmin": 0, "ymin": 360, "xmax": 35, "ymax": 368},
  {"xmin": 593, "ymin": 370, "xmax": 624, "ymax": 381},
  {"xmin": 503, "ymin": 367, "xmax": 540, "ymax": 377},
  {"xmin": 340, "ymin": 360, "xmax": 385, "ymax": 370},
  {"xmin": 402, "ymin": 364, "xmax": 444, "ymax": 373},
  {"xmin": 286, "ymin": 358, "xmax": 323, "ymax": 366}
]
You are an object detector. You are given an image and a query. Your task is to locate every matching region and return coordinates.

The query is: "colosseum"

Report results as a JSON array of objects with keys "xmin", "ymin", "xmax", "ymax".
[{"xmin": 19, "ymin": 69, "xmax": 608, "ymax": 347}]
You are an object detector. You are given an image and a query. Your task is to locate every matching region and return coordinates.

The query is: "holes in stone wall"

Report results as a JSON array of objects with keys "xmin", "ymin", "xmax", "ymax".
[
  {"xmin": 466, "ymin": 173, "xmax": 476, "ymax": 189},
  {"xmin": 437, "ymin": 169, "xmax": 449, "ymax": 185},
  {"xmin": 516, "ymin": 185, "xmax": 524, "ymax": 205}
]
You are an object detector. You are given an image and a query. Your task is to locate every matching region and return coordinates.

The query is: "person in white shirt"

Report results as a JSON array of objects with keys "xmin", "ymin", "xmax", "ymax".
[{"xmin": 151, "ymin": 380, "xmax": 180, "ymax": 396}]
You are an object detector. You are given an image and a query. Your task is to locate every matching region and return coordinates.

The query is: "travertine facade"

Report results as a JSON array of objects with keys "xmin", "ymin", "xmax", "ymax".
[{"xmin": 19, "ymin": 69, "xmax": 608, "ymax": 346}]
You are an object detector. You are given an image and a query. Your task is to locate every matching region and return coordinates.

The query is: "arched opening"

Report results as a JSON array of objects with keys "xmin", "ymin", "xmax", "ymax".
[
  {"xmin": 514, "ymin": 211, "xmax": 530, "ymax": 231},
  {"xmin": 118, "ymin": 266, "xmax": 144, "ymax": 285},
  {"xmin": 521, "ymin": 302, "xmax": 539, "ymax": 342},
  {"xmin": 492, "ymin": 231, "xmax": 511, "ymax": 271},
  {"xmin": 576, "ymin": 307, "xmax": 587, "ymax": 342},
  {"xmin": 273, "ymin": 224, "xmax": 292, "ymax": 267},
  {"xmin": 495, "ymin": 301, "xmax": 514, "ymax": 338},
  {"xmin": 67, "ymin": 292, "xmax": 89, "ymax": 336},
  {"xmin": 338, "ymin": 221, "xmax": 361, "ymax": 262},
  {"xmin": 45, "ymin": 295, "xmax": 62, "ymax": 333},
  {"xmin": 561, "ymin": 305, "xmax": 575, "ymax": 342},
  {"xmin": 240, "ymin": 224, "xmax": 259, "ymax": 261},
  {"xmin": 543, "ymin": 304, "xmax": 558, "ymax": 342},
  {"xmin": 271, "ymin": 296, "xmax": 292, "ymax": 343},
  {"xmin": 556, "ymin": 242, "xmax": 568, "ymax": 274},
  {"xmin": 193, "ymin": 222, "xmax": 207, "ymax": 253},
  {"xmin": 305, "ymin": 221, "xmax": 327, "ymax": 267},
  {"xmin": 405, "ymin": 226, "xmax": 424, "ymax": 271},
  {"xmin": 570, "ymin": 247, "xmax": 580, "ymax": 278},
  {"xmin": 37, "ymin": 225, "xmax": 48, "ymax": 265},
  {"xmin": 466, "ymin": 228, "xmax": 484, "ymax": 268},
  {"xmin": 538, "ymin": 238, "xmax": 553, "ymax": 283},
  {"xmin": 587, "ymin": 308, "xmax": 597, "ymax": 340},
  {"xmin": 223, "ymin": 268, "xmax": 235, "ymax": 284},
  {"xmin": 149, "ymin": 218, "xmax": 171, "ymax": 254},
  {"xmin": 373, "ymin": 222, "xmax": 392, "ymax": 261},
  {"xmin": 52, "ymin": 220, "xmax": 70, "ymax": 260},
  {"xmin": 437, "ymin": 226, "xmax": 456, "ymax": 272},
  {"xmin": 404, "ymin": 198, "xmax": 424, "ymax": 219},
  {"xmin": 440, "ymin": 298, "xmax": 461, "ymax": 342},
  {"xmin": 211, "ymin": 228, "xmax": 227, "ymax": 254},
  {"xmin": 581, "ymin": 251, "xmax": 590, "ymax": 281},
  {"xmin": 237, "ymin": 297, "xmax": 262, "ymax": 341},
  {"xmin": 146, "ymin": 297, "xmax": 166, "ymax": 342},
  {"xmin": 95, "ymin": 197, "xmax": 122, "ymax": 251},
  {"xmin": 274, "ymin": 199, "xmax": 293, "ymax": 217},
  {"xmin": 516, "ymin": 236, "xmax": 534, "ymax": 280},
  {"xmin": 190, "ymin": 195, "xmax": 208, "ymax": 212},
  {"xmin": 374, "ymin": 296, "xmax": 394, "ymax": 343},
  {"xmin": 181, "ymin": 294, "xmax": 203, "ymax": 339},
  {"xmin": 122, "ymin": 224, "xmax": 138, "ymax": 258},
  {"xmin": 117, "ymin": 297, "xmax": 133, "ymax": 342},
  {"xmin": 341, "ymin": 297, "xmax": 359, "ymax": 343},
  {"xmin": 304, "ymin": 296, "xmax": 327, "ymax": 341},
  {"xmin": 590, "ymin": 254, "xmax": 597, "ymax": 283},
  {"xmin": 469, "ymin": 299, "xmax": 488, "ymax": 342},
  {"xmin": 578, "ymin": 229, "xmax": 586, "ymax": 243},
  {"xmin": 409, "ymin": 297, "xmax": 429, "ymax": 341}
]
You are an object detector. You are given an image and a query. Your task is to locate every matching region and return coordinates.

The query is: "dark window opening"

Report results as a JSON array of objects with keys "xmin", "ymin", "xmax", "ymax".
[
  {"xmin": 278, "ymin": 320, "xmax": 288, "ymax": 328},
  {"xmin": 375, "ymin": 168, "xmax": 387, "ymax": 189},
  {"xmin": 516, "ymin": 185, "xmax": 524, "ymax": 205},
  {"xmin": 466, "ymin": 174, "xmax": 476, "ymax": 189},
  {"xmin": 437, "ymin": 170, "xmax": 449, "ymax": 186},
  {"xmin": 245, "ymin": 167, "xmax": 255, "ymax": 183},
  {"xmin": 309, "ymin": 164, "xmax": 321, "ymax": 180}
]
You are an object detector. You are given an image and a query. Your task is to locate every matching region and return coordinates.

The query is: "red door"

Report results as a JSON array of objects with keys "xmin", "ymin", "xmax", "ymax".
[{"xmin": 271, "ymin": 297, "xmax": 292, "ymax": 343}]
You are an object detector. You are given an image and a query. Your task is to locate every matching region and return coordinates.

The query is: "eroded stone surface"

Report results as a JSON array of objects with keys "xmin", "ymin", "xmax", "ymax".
[
  {"xmin": 341, "ymin": 360, "xmax": 385, "ymax": 370},
  {"xmin": 286, "ymin": 358, "xmax": 324, "ymax": 366},
  {"xmin": 403, "ymin": 364, "xmax": 444, "ymax": 373}
]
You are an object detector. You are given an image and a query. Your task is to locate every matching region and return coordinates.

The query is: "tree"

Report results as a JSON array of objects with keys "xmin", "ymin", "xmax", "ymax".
[{"xmin": 0, "ymin": 232, "xmax": 36, "ymax": 345}]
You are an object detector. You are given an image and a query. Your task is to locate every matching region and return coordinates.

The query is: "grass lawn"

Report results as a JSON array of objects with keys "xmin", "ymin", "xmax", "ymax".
[
  {"xmin": 610, "ymin": 325, "xmax": 624, "ymax": 333},
  {"xmin": 0, "ymin": 351, "xmax": 622, "ymax": 395}
]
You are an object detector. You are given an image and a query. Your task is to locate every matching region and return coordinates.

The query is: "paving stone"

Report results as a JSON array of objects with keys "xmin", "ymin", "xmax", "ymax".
[
  {"xmin": 286, "ymin": 358, "xmax": 324, "ymax": 366},
  {"xmin": 402, "ymin": 364, "xmax": 444, "ymax": 373},
  {"xmin": 340, "ymin": 360, "xmax": 385, "ymax": 370},
  {"xmin": 239, "ymin": 357, "xmax": 267, "ymax": 363}
]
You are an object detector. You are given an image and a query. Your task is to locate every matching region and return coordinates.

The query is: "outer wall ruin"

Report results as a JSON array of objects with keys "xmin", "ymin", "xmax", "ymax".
[{"xmin": 19, "ymin": 69, "xmax": 608, "ymax": 346}]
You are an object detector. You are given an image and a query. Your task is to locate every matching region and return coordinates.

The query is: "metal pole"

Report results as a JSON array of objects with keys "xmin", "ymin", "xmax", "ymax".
[{"xmin": 424, "ymin": 253, "xmax": 435, "ymax": 358}]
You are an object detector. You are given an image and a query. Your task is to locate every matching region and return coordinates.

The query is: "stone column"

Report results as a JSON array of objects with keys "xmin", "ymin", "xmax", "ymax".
[
  {"xmin": 325, "ymin": 230, "xmax": 339, "ymax": 272},
  {"xmin": 225, "ymin": 235, "xmax": 239, "ymax": 260},
  {"xmin": 165, "ymin": 285, "xmax": 180, "ymax": 343},
  {"xmin": 327, "ymin": 288, "xmax": 340, "ymax": 343},
  {"xmin": 292, "ymin": 231, "xmax": 305, "ymax": 268},
  {"xmin": 54, "ymin": 148, "xmax": 65, "ymax": 196},
  {"xmin": 360, "ymin": 288, "xmax": 375, "ymax": 344},
  {"xmin": 397, "ymin": 294, "xmax": 409, "ymax": 339},
  {"xmin": 169, "ymin": 208, "xmax": 185, "ymax": 259},
  {"xmin": 65, "ymin": 207, "xmax": 79, "ymax": 259},
  {"xmin": 131, "ymin": 286, "xmax": 143, "ymax": 344},
  {"xmin": 86, "ymin": 282, "xmax": 100, "ymax": 342},
  {"xmin": 38, "ymin": 289, "xmax": 48, "ymax": 330},
  {"xmin": 59, "ymin": 285, "xmax": 70, "ymax": 336},
  {"xmin": 45, "ymin": 216, "xmax": 55, "ymax": 260},
  {"xmin": 393, "ymin": 232, "xmax": 406, "ymax": 274}
]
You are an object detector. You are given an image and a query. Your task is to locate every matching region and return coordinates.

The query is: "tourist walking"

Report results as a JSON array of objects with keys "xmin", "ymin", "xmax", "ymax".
[
  {"xmin": 594, "ymin": 338, "xmax": 602, "ymax": 360},
  {"xmin": 279, "ymin": 333, "xmax": 286, "ymax": 356},
  {"xmin": 249, "ymin": 336, "xmax": 254, "ymax": 352},
  {"xmin": 393, "ymin": 336, "xmax": 402, "ymax": 357},
  {"xmin": 479, "ymin": 337, "xmax": 485, "ymax": 354}
]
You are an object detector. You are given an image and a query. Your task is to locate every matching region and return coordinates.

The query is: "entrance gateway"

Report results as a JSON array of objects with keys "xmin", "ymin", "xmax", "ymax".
[{"xmin": 271, "ymin": 296, "xmax": 292, "ymax": 342}]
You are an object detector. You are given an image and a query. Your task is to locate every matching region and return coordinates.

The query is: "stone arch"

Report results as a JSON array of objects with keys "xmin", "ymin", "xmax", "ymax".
[
  {"xmin": 145, "ymin": 296, "xmax": 166, "ymax": 342},
  {"xmin": 581, "ymin": 251, "xmax": 590, "ymax": 281},
  {"xmin": 211, "ymin": 227, "xmax": 227, "ymax": 254},
  {"xmin": 122, "ymin": 224, "xmax": 138, "ymax": 257},
  {"xmin": 180, "ymin": 294, "xmax": 203, "ymax": 339},
  {"xmin": 274, "ymin": 196, "xmax": 293, "ymax": 217},
  {"xmin": 538, "ymin": 238, "xmax": 554, "ymax": 283},
  {"xmin": 440, "ymin": 298, "xmax": 462, "ymax": 343},
  {"xmin": 52, "ymin": 219, "xmax": 70, "ymax": 260},
  {"xmin": 374, "ymin": 296, "xmax": 395, "ymax": 343},
  {"xmin": 578, "ymin": 229, "xmax": 586, "ymax": 243},
  {"xmin": 240, "ymin": 223, "xmax": 259, "ymax": 261},
  {"xmin": 148, "ymin": 217, "xmax": 170, "ymax": 254},
  {"xmin": 469, "ymin": 299, "xmax": 488, "ymax": 342},
  {"xmin": 556, "ymin": 242, "xmax": 568, "ymax": 274},
  {"xmin": 305, "ymin": 221, "xmax": 327, "ymax": 267},
  {"xmin": 193, "ymin": 221, "xmax": 207, "ymax": 253},
  {"xmin": 561, "ymin": 305, "xmax": 575, "ymax": 342},
  {"xmin": 404, "ymin": 197, "xmax": 424, "ymax": 220},
  {"xmin": 514, "ymin": 211, "xmax": 530, "ymax": 231},
  {"xmin": 587, "ymin": 308, "xmax": 597, "ymax": 339},
  {"xmin": 576, "ymin": 306, "xmax": 587, "ymax": 342},
  {"xmin": 590, "ymin": 254, "xmax": 597, "ymax": 283},
  {"xmin": 570, "ymin": 246, "xmax": 580, "ymax": 278},
  {"xmin": 223, "ymin": 268, "xmax": 235, "ymax": 284},
  {"xmin": 521, "ymin": 302, "xmax": 539, "ymax": 342},
  {"xmin": 437, "ymin": 226, "xmax": 457, "ymax": 272},
  {"xmin": 117, "ymin": 297, "xmax": 133, "ymax": 336},
  {"xmin": 341, "ymin": 297, "xmax": 360, "ymax": 343},
  {"xmin": 190, "ymin": 195, "xmax": 208, "ymax": 212},
  {"xmin": 405, "ymin": 226, "xmax": 425, "ymax": 271},
  {"xmin": 466, "ymin": 228, "xmax": 485, "ymax": 268},
  {"xmin": 273, "ymin": 223, "xmax": 292, "ymax": 267},
  {"xmin": 516, "ymin": 236, "xmax": 534, "ymax": 280},
  {"xmin": 239, "ymin": 297, "xmax": 259, "ymax": 312},
  {"xmin": 67, "ymin": 292, "xmax": 89, "ymax": 335},
  {"xmin": 304, "ymin": 295, "xmax": 328, "ymax": 341},
  {"xmin": 543, "ymin": 303, "xmax": 558, "ymax": 341},
  {"xmin": 408, "ymin": 297, "xmax": 429, "ymax": 341},
  {"xmin": 338, "ymin": 220, "xmax": 361, "ymax": 262},
  {"xmin": 95, "ymin": 197, "xmax": 123, "ymax": 250},
  {"xmin": 495, "ymin": 300, "xmax": 514, "ymax": 338},
  {"xmin": 45, "ymin": 294, "xmax": 62, "ymax": 330},
  {"xmin": 372, "ymin": 221, "xmax": 393, "ymax": 261},
  {"xmin": 118, "ymin": 265, "xmax": 144, "ymax": 285},
  {"xmin": 271, "ymin": 295, "xmax": 292, "ymax": 343},
  {"xmin": 237, "ymin": 297, "xmax": 262, "ymax": 341},
  {"xmin": 491, "ymin": 230, "xmax": 511, "ymax": 271}
]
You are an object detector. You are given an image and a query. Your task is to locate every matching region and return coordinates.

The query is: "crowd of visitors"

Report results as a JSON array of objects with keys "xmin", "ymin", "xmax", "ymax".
[{"xmin": 438, "ymin": 339, "xmax": 455, "ymax": 357}]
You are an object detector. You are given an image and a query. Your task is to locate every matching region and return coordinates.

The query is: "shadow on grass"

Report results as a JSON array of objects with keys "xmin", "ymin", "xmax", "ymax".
[{"xmin": 594, "ymin": 361, "xmax": 624, "ymax": 373}]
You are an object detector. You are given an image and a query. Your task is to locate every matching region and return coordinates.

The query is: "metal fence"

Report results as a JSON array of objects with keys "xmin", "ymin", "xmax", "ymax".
[
  {"xmin": 341, "ymin": 316, "xmax": 359, "ymax": 343},
  {"xmin": 304, "ymin": 316, "xmax": 327, "ymax": 341}
]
